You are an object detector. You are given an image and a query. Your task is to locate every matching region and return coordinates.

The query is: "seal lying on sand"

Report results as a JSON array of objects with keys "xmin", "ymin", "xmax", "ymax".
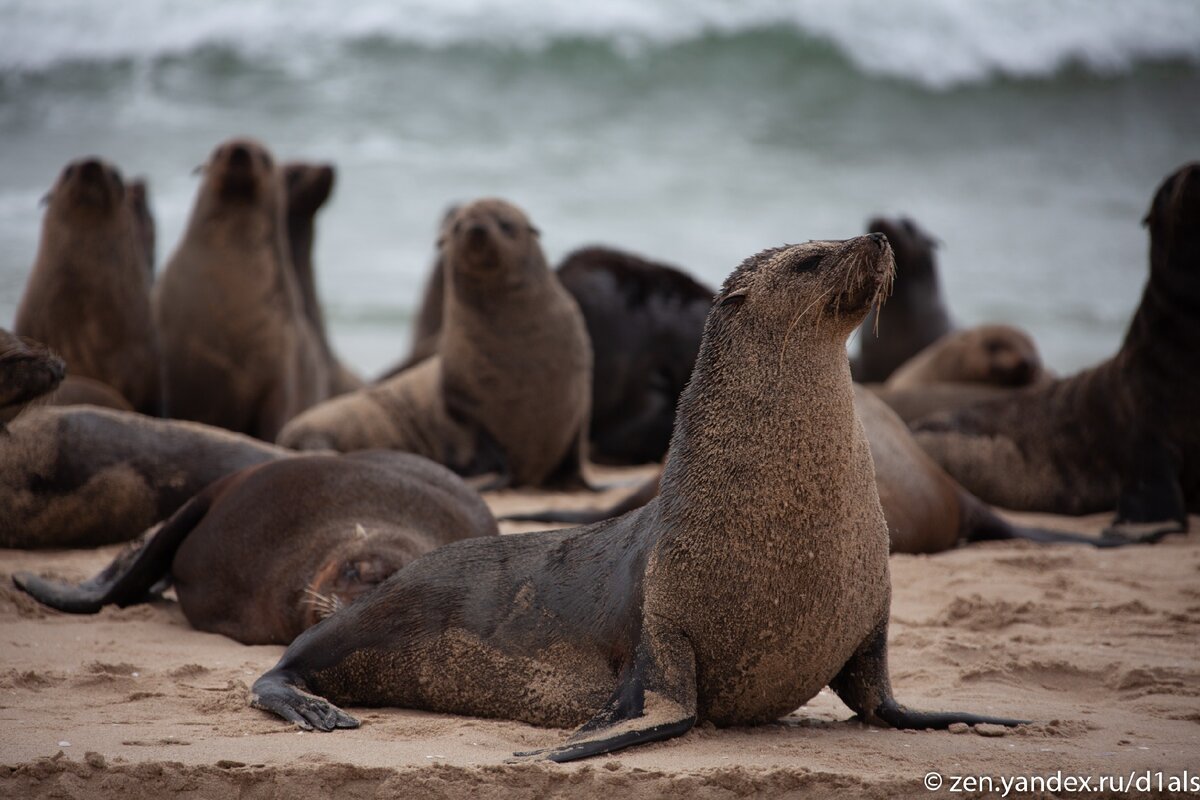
[
  {"xmin": 884, "ymin": 324, "xmax": 1047, "ymax": 391},
  {"xmin": 913, "ymin": 163, "xmax": 1200, "ymax": 535},
  {"xmin": 15, "ymin": 157, "xmax": 162, "ymax": 415},
  {"xmin": 249, "ymin": 234, "xmax": 1024, "ymax": 762},
  {"xmin": 0, "ymin": 407, "xmax": 288, "ymax": 549},
  {"xmin": 507, "ymin": 389, "xmax": 1154, "ymax": 552},
  {"xmin": 14, "ymin": 452, "xmax": 498, "ymax": 645},
  {"xmin": 278, "ymin": 199, "xmax": 592, "ymax": 490},
  {"xmin": 0, "ymin": 329, "xmax": 65, "ymax": 429},
  {"xmin": 154, "ymin": 137, "xmax": 328, "ymax": 440},
  {"xmin": 852, "ymin": 216, "xmax": 953, "ymax": 383}
]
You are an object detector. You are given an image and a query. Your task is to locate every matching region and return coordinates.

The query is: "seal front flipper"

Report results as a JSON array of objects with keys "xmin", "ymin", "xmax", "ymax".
[
  {"xmin": 831, "ymin": 620, "xmax": 1028, "ymax": 730},
  {"xmin": 1105, "ymin": 435, "xmax": 1187, "ymax": 540},
  {"xmin": 249, "ymin": 670, "xmax": 359, "ymax": 732},
  {"xmin": 513, "ymin": 623, "xmax": 697, "ymax": 763}
]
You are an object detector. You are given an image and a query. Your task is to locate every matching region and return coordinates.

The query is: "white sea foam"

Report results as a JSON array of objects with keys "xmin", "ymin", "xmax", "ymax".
[{"xmin": 1, "ymin": 0, "xmax": 1198, "ymax": 87}]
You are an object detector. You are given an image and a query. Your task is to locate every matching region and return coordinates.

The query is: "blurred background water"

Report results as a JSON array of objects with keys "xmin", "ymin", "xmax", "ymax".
[{"xmin": 1, "ymin": 0, "xmax": 1198, "ymax": 377}]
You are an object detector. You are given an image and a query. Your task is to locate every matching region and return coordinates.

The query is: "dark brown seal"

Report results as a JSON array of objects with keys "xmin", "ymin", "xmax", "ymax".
[
  {"xmin": 0, "ymin": 406, "xmax": 288, "ymax": 549},
  {"xmin": 852, "ymin": 216, "xmax": 953, "ymax": 383},
  {"xmin": 14, "ymin": 451, "xmax": 499, "ymax": 645},
  {"xmin": 556, "ymin": 247, "xmax": 714, "ymax": 465},
  {"xmin": 508, "ymin": 387, "xmax": 1152, "ymax": 552},
  {"xmin": 14, "ymin": 157, "xmax": 162, "ymax": 415},
  {"xmin": 249, "ymin": 234, "xmax": 1024, "ymax": 762},
  {"xmin": 913, "ymin": 163, "xmax": 1200, "ymax": 536},
  {"xmin": 154, "ymin": 138, "xmax": 329, "ymax": 441},
  {"xmin": 0, "ymin": 329, "xmax": 65, "ymax": 429},
  {"xmin": 283, "ymin": 161, "xmax": 363, "ymax": 395},
  {"xmin": 278, "ymin": 198, "xmax": 592, "ymax": 490}
]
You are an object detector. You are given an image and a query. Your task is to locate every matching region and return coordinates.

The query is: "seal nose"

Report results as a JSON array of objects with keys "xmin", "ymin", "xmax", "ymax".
[
  {"xmin": 78, "ymin": 159, "xmax": 104, "ymax": 183},
  {"xmin": 868, "ymin": 232, "xmax": 888, "ymax": 249},
  {"xmin": 465, "ymin": 222, "xmax": 489, "ymax": 248},
  {"xmin": 228, "ymin": 144, "xmax": 251, "ymax": 168}
]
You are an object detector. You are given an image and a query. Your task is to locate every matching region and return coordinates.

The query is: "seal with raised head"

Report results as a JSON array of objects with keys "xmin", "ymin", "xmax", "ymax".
[
  {"xmin": 283, "ymin": 161, "xmax": 363, "ymax": 395},
  {"xmin": 278, "ymin": 198, "xmax": 592, "ymax": 490},
  {"xmin": 0, "ymin": 406, "xmax": 288, "ymax": 549},
  {"xmin": 852, "ymin": 216, "xmax": 953, "ymax": 383},
  {"xmin": 15, "ymin": 157, "xmax": 162, "ymax": 416},
  {"xmin": 0, "ymin": 329, "xmax": 65, "ymax": 429},
  {"xmin": 154, "ymin": 137, "xmax": 329, "ymax": 441},
  {"xmin": 556, "ymin": 246, "xmax": 714, "ymax": 465},
  {"xmin": 913, "ymin": 163, "xmax": 1200, "ymax": 535},
  {"xmin": 14, "ymin": 451, "xmax": 499, "ymax": 645},
  {"xmin": 250, "ymin": 234, "xmax": 1024, "ymax": 761}
]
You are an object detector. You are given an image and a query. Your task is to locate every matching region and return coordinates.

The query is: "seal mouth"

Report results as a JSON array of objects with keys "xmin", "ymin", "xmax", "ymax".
[
  {"xmin": 212, "ymin": 141, "xmax": 271, "ymax": 201},
  {"xmin": 61, "ymin": 158, "xmax": 123, "ymax": 210},
  {"xmin": 452, "ymin": 218, "xmax": 503, "ymax": 272},
  {"xmin": 830, "ymin": 233, "xmax": 895, "ymax": 321}
]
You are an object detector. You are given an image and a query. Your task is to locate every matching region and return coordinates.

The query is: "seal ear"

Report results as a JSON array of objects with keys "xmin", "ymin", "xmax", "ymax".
[
  {"xmin": 39, "ymin": 191, "xmax": 52, "ymax": 208},
  {"xmin": 717, "ymin": 291, "xmax": 747, "ymax": 312},
  {"xmin": 528, "ymin": 224, "xmax": 541, "ymax": 238},
  {"xmin": 191, "ymin": 163, "xmax": 206, "ymax": 177}
]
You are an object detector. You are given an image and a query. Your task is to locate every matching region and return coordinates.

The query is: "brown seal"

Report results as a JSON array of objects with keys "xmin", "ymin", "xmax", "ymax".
[
  {"xmin": 868, "ymin": 383, "xmax": 1023, "ymax": 426},
  {"xmin": 14, "ymin": 451, "xmax": 499, "ymax": 645},
  {"xmin": 154, "ymin": 137, "xmax": 329, "ymax": 441},
  {"xmin": 0, "ymin": 406, "xmax": 288, "ymax": 549},
  {"xmin": 278, "ymin": 198, "xmax": 592, "ymax": 490},
  {"xmin": 913, "ymin": 163, "xmax": 1200, "ymax": 536},
  {"xmin": 46, "ymin": 375, "xmax": 135, "ymax": 412},
  {"xmin": 248, "ymin": 234, "xmax": 1024, "ymax": 761},
  {"xmin": 884, "ymin": 324, "xmax": 1047, "ymax": 391},
  {"xmin": 0, "ymin": 329, "xmax": 65, "ymax": 429},
  {"xmin": 852, "ymin": 216, "xmax": 953, "ymax": 383},
  {"xmin": 282, "ymin": 161, "xmax": 363, "ymax": 395},
  {"xmin": 14, "ymin": 157, "xmax": 162, "ymax": 415},
  {"xmin": 508, "ymin": 387, "xmax": 1151, "ymax": 551},
  {"xmin": 126, "ymin": 178, "xmax": 156, "ymax": 280}
]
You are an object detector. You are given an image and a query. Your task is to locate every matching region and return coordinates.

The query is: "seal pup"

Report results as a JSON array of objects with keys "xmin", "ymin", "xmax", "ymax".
[
  {"xmin": 14, "ymin": 451, "xmax": 499, "ymax": 645},
  {"xmin": 852, "ymin": 216, "xmax": 953, "ymax": 383},
  {"xmin": 154, "ymin": 137, "xmax": 329, "ymax": 440},
  {"xmin": 913, "ymin": 163, "xmax": 1200, "ymax": 535},
  {"xmin": 14, "ymin": 157, "xmax": 163, "ymax": 416},
  {"xmin": 278, "ymin": 198, "xmax": 592, "ymax": 490},
  {"xmin": 0, "ymin": 406, "xmax": 288, "ymax": 549},
  {"xmin": 557, "ymin": 247, "xmax": 714, "ymax": 465},
  {"xmin": 884, "ymin": 325, "xmax": 1047, "ymax": 391},
  {"xmin": 0, "ymin": 329, "xmax": 65, "ymax": 429},
  {"xmin": 249, "ymin": 234, "xmax": 1024, "ymax": 761},
  {"xmin": 506, "ymin": 388, "xmax": 1154, "ymax": 552},
  {"xmin": 283, "ymin": 161, "xmax": 363, "ymax": 395}
]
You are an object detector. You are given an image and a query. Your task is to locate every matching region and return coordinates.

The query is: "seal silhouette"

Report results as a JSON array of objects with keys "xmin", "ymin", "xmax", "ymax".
[
  {"xmin": 278, "ymin": 198, "xmax": 592, "ymax": 489},
  {"xmin": 250, "ymin": 234, "xmax": 1024, "ymax": 761},
  {"xmin": 14, "ymin": 451, "xmax": 499, "ymax": 645},
  {"xmin": 15, "ymin": 157, "xmax": 162, "ymax": 415},
  {"xmin": 913, "ymin": 163, "xmax": 1200, "ymax": 535}
]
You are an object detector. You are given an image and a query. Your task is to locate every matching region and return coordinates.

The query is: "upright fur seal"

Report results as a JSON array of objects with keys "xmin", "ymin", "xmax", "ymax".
[
  {"xmin": 250, "ymin": 234, "xmax": 1023, "ymax": 761},
  {"xmin": 0, "ymin": 329, "xmax": 65, "ymax": 429},
  {"xmin": 557, "ymin": 247, "xmax": 714, "ymax": 465},
  {"xmin": 283, "ymin": 161, "xmax": 362, "ymax": 395},
  {"xmin": 852, "ymin": 216, "xmax": 953, "ymax": 383},
  {"xmin": 0, "ymin": 406, "xmax": 288, "ymax": 549},
  {"xmin": 154, "ymin": 138, "xmax": 329, "ymax": 440},
  {"xmin": 913, "ymin": 163, "xmax": 1200, "ymax": 533},
  {"xmin": 14, "ymin": 157, "xmax": 162, "ymax": 416},
  {"xmin": 14, "ymin": 452, "xmax": 498, "ymax": 645},
  {"xmin": 278, "ymin": 199, "xmax": 592, "ymax": 490},
  {"xmin": 126, "ymin": 178, "xmax": 156, "ymax": 280}
]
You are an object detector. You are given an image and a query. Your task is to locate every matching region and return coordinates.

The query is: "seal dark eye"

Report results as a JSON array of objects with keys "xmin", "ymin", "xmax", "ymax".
[
  {"xmin": 791, "ymin": 254, "xmax": 823, "ymax": 273},
  {"xmin": 498, "ymin": 219, "xmax": 517, "ymax": 238}
]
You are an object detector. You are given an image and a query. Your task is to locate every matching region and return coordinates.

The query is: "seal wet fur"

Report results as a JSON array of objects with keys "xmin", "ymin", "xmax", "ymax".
[
  {"xmin": 912, "ymin": 163, "xmax": 1200, "ymax": 535},
  {"xmin": 14, "ymin": 451, "xmax": 498, "ymax": 645},
  {"xmin": 249, "ymin": 234, "xmax": 1024, "ymax": 761}
]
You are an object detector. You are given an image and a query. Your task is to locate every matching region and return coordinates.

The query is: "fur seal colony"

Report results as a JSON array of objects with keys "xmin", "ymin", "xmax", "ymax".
[
  {"xmin": 14, "ymin": 451, "xmax": 499, "ymax": 645},
  {"xmin": 14, "ymin": 157, "xmax": 163, "ymax": 416},
  {"xmin": 912, "ymin": 162, "xmax": 1200, "ymax": 533},
  {"xmin": 154, "ymin": 138, "xmax": 329, "ymax": 441},
  {"xmin": 248, "ymin": 235, "xmax": 1024, "ymax": 761},
  {"xmin": 0, "ymin": 406, "xmax": 288, "ymax": 549},
  {"xmin": 278, "ymin": 199, "xmax": 592, "ymax": 490}
]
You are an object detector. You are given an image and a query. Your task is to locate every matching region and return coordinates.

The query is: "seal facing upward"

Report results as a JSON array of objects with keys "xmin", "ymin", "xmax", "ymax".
[{"xmin": 250, "ymin": 233, "xmax": 1023, "ymax": 761}]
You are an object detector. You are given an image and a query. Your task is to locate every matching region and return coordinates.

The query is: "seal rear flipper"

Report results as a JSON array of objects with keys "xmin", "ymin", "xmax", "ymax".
[
  {"xmin": 12, "ymin": 475, "xmax": 222, "ymax": 614},
  {"xmin": 831, "ymin": 619, "xmax": 1028, "ymax": 731},
  {"xmin": 960, "ymin": 494, "xmax": 1164, "ymax": 548},
  {"xmin": 249, "ymin": 669, "xmax": 359, "ymax": 732},
  {"xmin": 512, "ymin": 623, "xmax": 697, "ymax": 763}
]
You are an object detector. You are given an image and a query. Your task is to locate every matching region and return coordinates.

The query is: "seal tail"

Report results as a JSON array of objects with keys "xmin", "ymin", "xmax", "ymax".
[
  {"xmin": 959, "ymin": 492, "xmax": 1165, "ymax": 548},
  {"xmin": 12, "ymin": 478, "xmax": 222, "ymax": 614}
]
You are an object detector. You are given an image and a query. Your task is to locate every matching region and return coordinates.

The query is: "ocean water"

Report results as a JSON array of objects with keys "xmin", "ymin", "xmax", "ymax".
[{"xmin": 1, "ymin": 0, "xmax": 1198, "ymax": 377}]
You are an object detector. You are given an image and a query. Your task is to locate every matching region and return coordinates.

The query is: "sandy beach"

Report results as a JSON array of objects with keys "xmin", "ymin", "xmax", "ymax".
[{"xmin": 2, "ymin": 467, "xmax": 1196, "ymax": 799}]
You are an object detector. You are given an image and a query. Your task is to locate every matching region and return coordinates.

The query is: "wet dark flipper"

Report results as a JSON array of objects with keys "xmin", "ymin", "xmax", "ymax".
[
  {"xmin": 832, "ymin": 619, "xmax": 1028, "ymax": 730},
  {"xmin": 963, "ymin": 497, "xmax": 1170, "ymax": 549},
  {"xmin": 249, "ymin": 670, "xmax": 359, "ymax": 732},
  {"xmin": 512, "ymin": 621, "xmax": 696, "ymax": 763}
]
